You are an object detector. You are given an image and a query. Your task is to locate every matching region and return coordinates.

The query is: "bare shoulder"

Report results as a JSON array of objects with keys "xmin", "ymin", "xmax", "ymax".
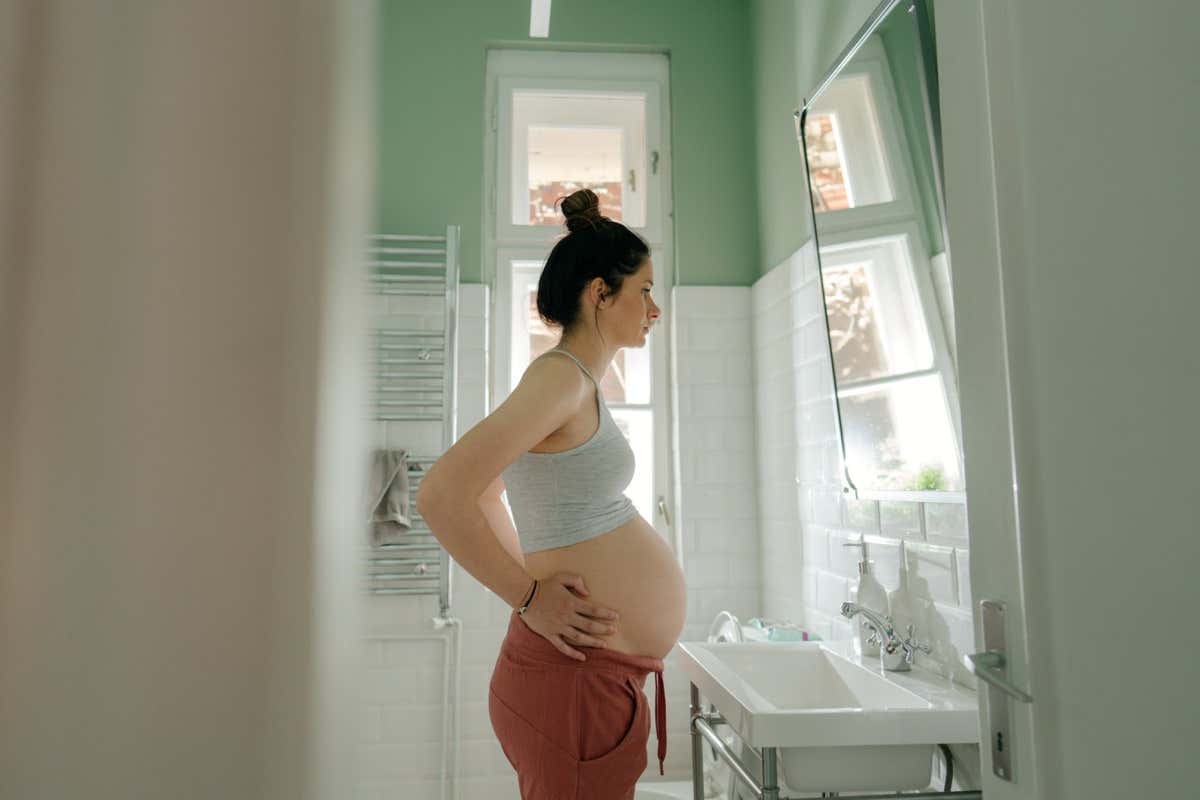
[{"xmin": 417, "ymin": 352, "xmax": 589, "ymax": 504}]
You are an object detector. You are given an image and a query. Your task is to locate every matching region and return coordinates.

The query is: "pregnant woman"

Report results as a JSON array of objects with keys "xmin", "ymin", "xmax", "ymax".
[{"xmin": 416, "ymin": 188, "xmax": 688, "ymax": 799}]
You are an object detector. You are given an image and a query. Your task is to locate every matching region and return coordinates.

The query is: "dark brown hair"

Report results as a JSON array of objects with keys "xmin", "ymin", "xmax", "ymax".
[{"xmin": 536, "ymin": 189, "xmax": 650, "ymax": 333}]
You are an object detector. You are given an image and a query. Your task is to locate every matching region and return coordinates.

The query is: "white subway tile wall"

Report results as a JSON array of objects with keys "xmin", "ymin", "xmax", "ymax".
[
  {"xmin": 862, "ymin": 536, "xmax": 903, "ymax": 595},
  {"xmin": 752, "ymin": 241, "xmax": 977, "ymax": 683},
  {"xmin": 357, "ymin": 284, "xmax": 764, "ymax": 797},
  {"xmin": 668, "ymin": 285, "xmax": 763, "ymax": 775}
]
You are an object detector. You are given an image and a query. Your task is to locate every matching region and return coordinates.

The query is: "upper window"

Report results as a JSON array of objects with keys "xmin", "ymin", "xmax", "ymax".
[
  {"xmin": 514, "ymin": 91, "xmax": 646, "ymax": 228},
  {"xmin": 488, "ymin": 50, "xmax": 668, "ymax": 248}
]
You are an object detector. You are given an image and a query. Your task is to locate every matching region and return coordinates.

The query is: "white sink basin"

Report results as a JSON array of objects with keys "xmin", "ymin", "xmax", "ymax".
[{"xmin": 677, "ymin": 639, "xmax": 978, "ymax": 792}]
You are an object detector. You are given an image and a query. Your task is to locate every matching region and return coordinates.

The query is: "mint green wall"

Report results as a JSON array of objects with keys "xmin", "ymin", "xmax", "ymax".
[
  {"xmin": 749, "ymin": 0, "xmax": 878, "ymax": 277},
  {"xmin": 376, "ymin": 0, "xmax": 758, "ymax": 285},
  {"xmin": 878, "ymin": 10, "xmax": 943, "ymax": 255},
  {"xmin": 749, "ymin": 0, "xmax": 804, "ymax": 279}
]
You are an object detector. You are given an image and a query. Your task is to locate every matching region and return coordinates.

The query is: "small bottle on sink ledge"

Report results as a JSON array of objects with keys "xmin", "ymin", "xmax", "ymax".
[
  {"xmin": 845, "ymin": 540, "xmax": 887, "ymax": 657},
  {"xmin": 747, "ymin": 618, "xmax": 823, "ymax": 641}
]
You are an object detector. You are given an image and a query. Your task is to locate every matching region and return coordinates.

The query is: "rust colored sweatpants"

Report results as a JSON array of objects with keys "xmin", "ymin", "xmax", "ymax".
[{"xmin": 488, "ymin": 610, "xmax": 667, "ymax": 799}]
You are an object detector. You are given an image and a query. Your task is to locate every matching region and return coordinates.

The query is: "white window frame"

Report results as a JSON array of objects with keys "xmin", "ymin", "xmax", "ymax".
[
  {"xmin": 511, "ymin": 93, "xmax": 647, "ymax": 230},
  {"xmin": 486, "ymin": 50, "xmax": 669, "ymax": 250}
]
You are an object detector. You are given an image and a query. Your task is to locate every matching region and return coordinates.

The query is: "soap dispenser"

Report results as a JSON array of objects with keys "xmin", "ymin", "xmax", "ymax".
[
  {"xmin": 843, "ymin": 540, "xmax": 887, "ymax": 657},
  {"xmin": 887, "ymin": 544, "xmax": 915, "ymax": 640}
]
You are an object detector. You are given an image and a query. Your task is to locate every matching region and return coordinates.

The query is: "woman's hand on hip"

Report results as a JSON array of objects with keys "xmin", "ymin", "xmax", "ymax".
[{"xmin": 519, "ymin": 572, "xmax": 620, "ymax": 661}]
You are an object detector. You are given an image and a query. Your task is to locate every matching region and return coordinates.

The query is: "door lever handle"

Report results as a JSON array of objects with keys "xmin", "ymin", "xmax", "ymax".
[
  {"xmin": 963, "ymin": 650, "xmax": 1033, "ymax": 703},
  {"xmin": 975, "ymin": 600, "xmax": 1027, "ymax": 781},
  {"xmin": 657, "ymin": 495, "xmax": 672, "ymax": 527}
]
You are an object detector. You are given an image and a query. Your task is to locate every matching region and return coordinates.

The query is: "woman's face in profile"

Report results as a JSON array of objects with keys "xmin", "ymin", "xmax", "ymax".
[{"xmin": 606, "ymin": 258, "xmax": 659, "ymax": 346}]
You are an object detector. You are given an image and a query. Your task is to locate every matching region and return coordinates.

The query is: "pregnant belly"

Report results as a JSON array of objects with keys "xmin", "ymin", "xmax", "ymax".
[{"xmin": 523, "ymin": 514, "xmax": 687, "ymax": 660}]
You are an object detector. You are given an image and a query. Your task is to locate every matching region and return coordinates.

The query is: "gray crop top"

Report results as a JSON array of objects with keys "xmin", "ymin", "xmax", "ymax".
[{"xmin": 502, "ymin": 348, "xmax": 640, "ymax": 554}]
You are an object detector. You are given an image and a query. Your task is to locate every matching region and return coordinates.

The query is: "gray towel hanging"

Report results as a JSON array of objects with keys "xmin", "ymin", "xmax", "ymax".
[{"xmin": 368, "ymin": 448, "xmax": 412, "ymax": 546}]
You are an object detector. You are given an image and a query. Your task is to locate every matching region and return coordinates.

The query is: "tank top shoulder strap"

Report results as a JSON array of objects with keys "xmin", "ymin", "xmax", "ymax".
[{"xmin": 542, "ymin": 347, "xmax": 599, "ymax": 389}]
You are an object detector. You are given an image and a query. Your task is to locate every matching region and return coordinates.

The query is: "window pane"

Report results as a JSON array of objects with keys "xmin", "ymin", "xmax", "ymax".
[
  {"xmin": 512, "ymin": 90, "xmax": 646, "ymax": 228},
  {"xmin": 809, "ymin": 73, "xmax": 895, "ymax": 212},
  {"xmin": 528, "ymin": 126, "xmax": 624, "ymax": 226},
  {"xmin": 524, "ymin": 286, "xmax": 559, "ymax": 362},
  {"xmin": 609, "ymin": 407, "xmax": 653, "ymax": 522},
  {"xmin": 805, "ymin": 113, "xmax": 852, "ymax": 212},
  {"xmin": 821, "ymin": 236, "xmax": 932, "ymax": 383},
  {"xmin": 823, "ymin": 261, "xmax": 887, "ymax": 380},
  {"xmin": 840, "ymin": 374, "xmax": 962, "ymax": 492}
]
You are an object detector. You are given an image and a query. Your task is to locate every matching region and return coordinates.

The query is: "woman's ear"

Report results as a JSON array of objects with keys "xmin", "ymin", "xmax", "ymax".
[{"xmin": 590, "ymin": 277, "xmax": 609, "ymax": 307}]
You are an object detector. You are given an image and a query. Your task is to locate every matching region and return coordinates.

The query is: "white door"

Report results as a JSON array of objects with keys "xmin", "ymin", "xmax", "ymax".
[
  {"xmin": 485, "ymin": 50, "xmax": 677, "ymax": 548},
  {"xmin": 939, "ymin": 3, "xmax": 1043, "ymax": 798}
]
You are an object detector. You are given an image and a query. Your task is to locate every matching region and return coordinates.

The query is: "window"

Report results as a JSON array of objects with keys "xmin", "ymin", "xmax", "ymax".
[
  {"xmin": 514, "ymin": 91, "xmax": 646, "ymax": 228},
  {"xmin": 806, "ymin": 73, "xmax": 896, "ymax": 212}
]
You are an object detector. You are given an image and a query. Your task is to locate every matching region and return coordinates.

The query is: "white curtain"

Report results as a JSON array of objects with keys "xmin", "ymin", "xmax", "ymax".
[{"xmin": 0, "ymin": 2, "xmax": 376, "ymax": 798}]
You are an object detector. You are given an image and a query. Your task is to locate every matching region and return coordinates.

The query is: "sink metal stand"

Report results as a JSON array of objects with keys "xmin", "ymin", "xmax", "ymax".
[
  {"xmin": 689, "ymin": 682, "xmax": 984, "ymax": 800},
  {"xmin": 690, "ymin": 682, "xmax": 781, "ymax": 799}
]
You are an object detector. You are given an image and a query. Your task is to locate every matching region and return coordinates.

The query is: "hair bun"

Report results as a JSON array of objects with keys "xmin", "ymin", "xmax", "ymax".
[{"xmin": 559, "ymin": 188, "xmax": 606, "ymax": 233}]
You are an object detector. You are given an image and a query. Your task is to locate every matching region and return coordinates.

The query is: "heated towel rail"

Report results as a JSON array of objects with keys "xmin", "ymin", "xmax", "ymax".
[{"xmin": 366, "ymin": 226, "xmax": 460, "ymax": 615}]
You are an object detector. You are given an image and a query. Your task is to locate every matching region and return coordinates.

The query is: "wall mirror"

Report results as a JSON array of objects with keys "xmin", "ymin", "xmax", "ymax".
[{"xmin": 797, "ymin": 0, "xmax": 964, "ymax": 501}]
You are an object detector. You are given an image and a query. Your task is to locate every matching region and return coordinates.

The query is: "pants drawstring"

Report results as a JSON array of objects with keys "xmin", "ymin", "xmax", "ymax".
[{"xmin": 654, "ymin": 669, "xmax": 666, "ymax": 775}]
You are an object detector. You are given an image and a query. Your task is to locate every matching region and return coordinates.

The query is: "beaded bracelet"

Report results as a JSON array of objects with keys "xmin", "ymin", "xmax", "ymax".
[{"xmin": 516, "ymin": 579, "xmax": 538, "ymax": 616}]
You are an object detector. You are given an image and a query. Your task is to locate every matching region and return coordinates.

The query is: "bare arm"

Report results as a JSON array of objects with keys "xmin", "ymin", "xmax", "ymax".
[
  {"xmin": 415, "ymin": 355, "xmax": 583, "ymax": 606},
  {"xmin": 477, "ymin": 475, "xmax": 524, "ymax": 569},
  {"xmin": 415, "ymin": 355, "xmax": 621, "ymax": 660},
  {"xmin": 423, "ymin": 490, "xmax": 528, "ymax": 608}
]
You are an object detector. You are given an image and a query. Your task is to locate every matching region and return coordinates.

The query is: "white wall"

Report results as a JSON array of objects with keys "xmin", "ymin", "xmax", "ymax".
[
  {"xmin": 0, "ymin": 1, "xmax": 375, "ymax": 798},
  {"xmin": 939, "ymin": 2, "xmax": 1200, "ymax": 798},
  {"xmin": 671, "ymin": 287, "xmax": 763, "ymax": 641}
]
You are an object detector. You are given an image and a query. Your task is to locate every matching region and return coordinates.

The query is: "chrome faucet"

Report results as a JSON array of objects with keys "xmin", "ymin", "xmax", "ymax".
[
  {"xmin": 840, "ymin": 601, "xmax": 932, "ymax": 671},
  {"xmin": 706, "ymin": 610, "xmax": 744, "ymax": 643}
]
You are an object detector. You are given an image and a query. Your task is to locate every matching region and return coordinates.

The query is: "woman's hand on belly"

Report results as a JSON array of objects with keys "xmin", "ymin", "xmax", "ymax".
[
  {"xmin": 519, "ymin": 572, "xmax": 622, "ymax": 661},
  {"xmin": 526, "ymin": 516, "xmax": 688, "ymax": 659}
]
